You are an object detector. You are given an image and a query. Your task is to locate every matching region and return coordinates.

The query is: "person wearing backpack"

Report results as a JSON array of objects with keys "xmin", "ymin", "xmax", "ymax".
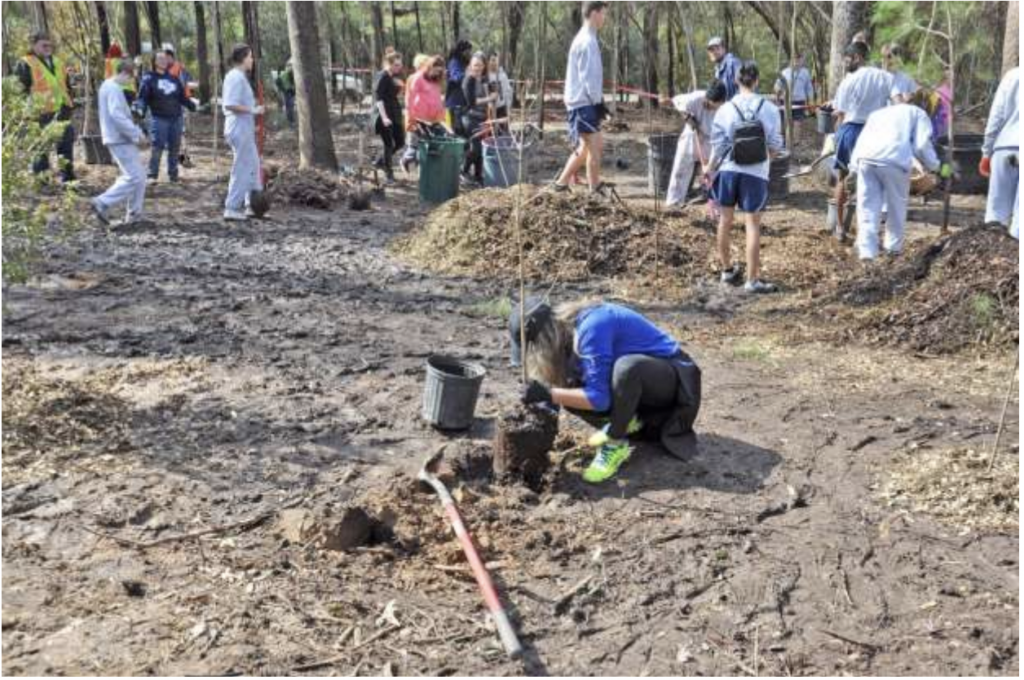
[{"xmin": 707, "ymin": 61, "xmax": 785, "ymax": 294}]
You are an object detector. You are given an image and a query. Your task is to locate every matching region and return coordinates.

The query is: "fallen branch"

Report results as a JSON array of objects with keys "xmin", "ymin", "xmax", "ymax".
[{"xmin": 817, "ymin": 628, "xmax": 879, "ymax": 651}]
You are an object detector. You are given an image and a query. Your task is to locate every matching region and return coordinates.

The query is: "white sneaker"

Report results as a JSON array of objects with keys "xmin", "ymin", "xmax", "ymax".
[
  {"xmin": 720, "ymin": 266, "xmax": 742, "ymax": 285},
  {"xmin": 223, "ymin": 209, "xmax": 248, "ymax": 221},
  {"xmin": 743, "ymin": 279, "xmax": 778, "ymax": 294}
]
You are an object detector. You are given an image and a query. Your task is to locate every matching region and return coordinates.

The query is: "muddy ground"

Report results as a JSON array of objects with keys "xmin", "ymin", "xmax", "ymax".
[{"xmin": 2, "ymin": 108, "xmax": 1018, "ymax": 676}]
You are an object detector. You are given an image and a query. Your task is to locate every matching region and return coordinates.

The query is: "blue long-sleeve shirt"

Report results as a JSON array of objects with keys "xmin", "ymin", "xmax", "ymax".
[
  {"xmin": 716, "ymin": 52, "xmax": 743, "ymax": 101},
  {"xmin": 574, "ymin": 304, "xmax": 681, "ymax": 412},
  {"xmin": 136, "ymin": 70, "xmax": 195, "ymax": 119}
]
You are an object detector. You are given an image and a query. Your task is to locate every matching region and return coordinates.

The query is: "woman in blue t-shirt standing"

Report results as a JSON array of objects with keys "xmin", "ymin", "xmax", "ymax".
[{"xmin": 514, "ymin": 299, "xmax": 701, "ymax": 484}]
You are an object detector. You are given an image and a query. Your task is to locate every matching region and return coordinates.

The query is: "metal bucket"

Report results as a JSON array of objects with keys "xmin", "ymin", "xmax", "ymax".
[
  {"xmin": 768, "ymin": 151, "xmax": 790, "ymax": 199},
  {"xmin": 421, "ymin": 355, "xmax": 486, "ymax": 431},
  {"xmin": 647, "ymin": 133, "xmax": 680, "ymax": 197},
  {"xmin": 482, "ymin": 136, "xmax": 523, "ymax": 188},
  {"xmin": 817, "ymin": 108, "xmax": 835, "ymax": 135}
]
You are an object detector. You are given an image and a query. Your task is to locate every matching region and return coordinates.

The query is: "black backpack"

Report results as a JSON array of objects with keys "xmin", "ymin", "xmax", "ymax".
[{"xmin": 731, "ymin": 98, "xmax": 768, "ymax": 165}]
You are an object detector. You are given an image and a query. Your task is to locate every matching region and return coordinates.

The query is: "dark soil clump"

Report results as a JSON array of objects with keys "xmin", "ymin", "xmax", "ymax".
[
  {"xmin": 266, "ymin": 164, "xmax": 349, "ymax": 209},
  {"xmin": 493, "ymin": 403, "xmax": 559, "ymax": 490}
]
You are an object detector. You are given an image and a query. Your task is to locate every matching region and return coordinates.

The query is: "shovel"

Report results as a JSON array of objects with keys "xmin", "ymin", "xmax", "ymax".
[
  {"xmin": 418, "ymin": 446, "xmax": 523, "ymax": 659},
  {"xmin": 782, "ymin": 151, "xmax": 835, "ymax": 179}
]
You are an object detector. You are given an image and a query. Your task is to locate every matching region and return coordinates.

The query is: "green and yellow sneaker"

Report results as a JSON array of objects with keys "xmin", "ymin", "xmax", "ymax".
[
  {"xmin": 587, "ymin": 417, "xmax": 643, "ymax": 448},
  {"xmin": 582, "ymin": 440, "xmax": 632, "ymax": 484}
]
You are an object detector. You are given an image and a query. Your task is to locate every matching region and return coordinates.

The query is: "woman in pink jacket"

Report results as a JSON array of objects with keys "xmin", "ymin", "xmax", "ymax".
[{"xmin": 401, "ymin": 55, "xmax": 448, "ymax": 173}]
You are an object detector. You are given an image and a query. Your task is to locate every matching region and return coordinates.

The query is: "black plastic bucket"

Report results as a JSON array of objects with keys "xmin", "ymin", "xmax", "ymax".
[
  {"xmin": 81, "ymin": 135, "xmax": 113, "ymax": 165},
  {"xmin": 421, "ymin": 355, "xmax": 486, "ymax": 430},
  {"xmin": 817, "ymin": 108, "xmax": 834, "ymax": 135},
  {"xmin": 768, "ymin": 151, "xmax": 790, "ymax": 199},
  {"xmin": 647, "ymin": 133, "xmax": 679, "ymax": 197},
  {"xmin": 934, "ymin": 134, "xmax": 988, "ymax": 195}
]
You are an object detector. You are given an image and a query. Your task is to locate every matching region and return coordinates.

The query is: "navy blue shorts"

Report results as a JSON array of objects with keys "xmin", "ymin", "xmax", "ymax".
[
  {"xmin": 791, "ymin": 101, "xmax": 808, "ymax": 120},
  {"xmin": 834, "ymin": 121, "xmax": 865, "ymax": 173},
  {"xmin": 711, "ymin": 171, "xmax": 769, "ymax": 213},
  {"xmin": 568, "ymin": 104, "xmax": 602, "ymax": 146}
]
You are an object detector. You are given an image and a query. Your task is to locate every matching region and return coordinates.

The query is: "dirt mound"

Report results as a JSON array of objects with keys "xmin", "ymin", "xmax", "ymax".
[
  {"xmin": 266, "ymin": 165, "xmax": 349, "ymax": 209},
  {"xmin": 395, "ymin": 187, "xmax": 711, "ymax": 282},
  {"xmin": 834, "ymin": 226, "xmax": 1019, "ymax": 352}
]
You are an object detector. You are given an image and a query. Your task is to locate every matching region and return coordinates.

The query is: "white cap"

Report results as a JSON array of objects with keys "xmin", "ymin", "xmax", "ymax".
[
  {"xmin": 707, "ymin": 36, "xmax": 724, "ymax": 48},
  {"xmin": 161, "ymin": 42, "xmax": 175, "ymax": 54}
]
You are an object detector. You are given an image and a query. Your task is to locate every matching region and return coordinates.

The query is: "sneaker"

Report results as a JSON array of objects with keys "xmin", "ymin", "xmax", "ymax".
[
  {"xmin": 590, "ymin": 181, "xmax": 616, "ymax": 196},
  {"xmin": 123, "ymin": 214, "xmax": 153, "ymax": 227},
  {"xmin": 720, "ymin": 266, "xmax": 742, "ymax": 285},
  {"xmin": 169, "ymin": 175, "xmax": 180, "ymax": 183},
  {"xmin": 744, "ymin": 279, "xmax": 779, "ymax": 294},
  {"xmin": 147, "ymin": 175, "xmax": 158, "ymax": 184},
  {"xmin": 223, "ymin": 209, "xmax": 248, "ymax": 221},
  {"xmin": 245, "ymin": 206, "xmax": 257, "ymax": 217},
  {"xmin": 587, "ymin": 417, "xmax": 643, "ymax": 448},
  {"xmin": 91, "ymin": 201, "xmax": 110, "ymax": 225},
  {"xmin": 400, "ymin": 157, "xmax": 415, "ymax": 175},
  {"xmin": 385, "ymin": 175, "xmax": 396, "ymax": 186},
  {"xmin": 547, "ymin": 182, "xmax": 570, "ymax": 193},
  {"xmin": 582, "ymin": 440, "xmax": 632, "ymax": 484}
]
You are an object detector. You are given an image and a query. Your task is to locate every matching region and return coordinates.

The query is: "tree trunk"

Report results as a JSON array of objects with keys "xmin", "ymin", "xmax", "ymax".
[
  {"xmin": 506, "ymin": 2, "xmax": 526, "ymax": 77},
  {"xmin": 828, "ymin": 1, "xmax": 868, "ymax": 97},
  {"xmin": 124, "ymin": 2, "xmax": 141, "ymax": 56},
  {"xmin": 1003, "ymin": 1, "xmax": 1019, "ymax": 75},
  {"xmin": 30, "ymin": 1, "xmax": 48, "ymax": 33},
  {"xmin": 414, "ymin": 1, "xmax": 424, "ymax": 53},
  {"xmin": 242, "ymin": 1, "xmax": 261, "ymax": 88},
  {"xmin": 390, "ymin": 0, "xmax": 399, "ymax": 53},
  {"xmin": 439, "ymin": 3, "xmax": 447, "ymax": 53},
  {"xmin": 146, "ymin": 1, "xmax": 161, "ymax": 49},
  {"xmin": 286, "ymin": 0, "xmax": 338, "ymax": 171},
  {"xmin": 537, "ymin": 1, "xmax": 547, "ymax": 130},
  {"xmin": 451, "ymin": 2, "xmax": 460, "ymax": 40},
  {"xmin": 610, "ymin": 1, "xmax": 620, "ymax": 109},
  {"xmin": 95, "ymin": 2, "xmax": 111, "ymax": 54},
  {"xmin": 676, "ymin": 2, "xmax": 698, "ymax": 90},
  {"xmin": 319, "ymin": 1, "xmax": 333, "ymax": 101},
  {"xmin": 370, "ymin": 2, "xmax": 386, "ymax": 66},
  {"xmin": 194, "ymin": 2, "xmax": 211, "ymax": 103},
  {"xmin": 212, "ymin": 1, "xmax": 224, "ymax": 73},
  {"xmin": 667, "ymin": 11, "xmax": 676, "ymax": 98},
  {"xmin": 643, "ymin": 4, "xmax": 660, "ymax": 108}
]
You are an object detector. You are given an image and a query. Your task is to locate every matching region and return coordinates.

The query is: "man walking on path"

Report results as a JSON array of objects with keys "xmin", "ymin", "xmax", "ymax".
[
  {"xmin": 774, "ymin": 52, "xmax": 814, "ymax": 144},
  {"xmin": 551, "ymin": 1, "xmax": 610, "ymax": 195},
  {"xmin": 16, "ymin": 31, "xmax": 76, "ymax": 183},
  {"xmin": 707, "ymin": 37, "xmax": 742, "ymax": 101},
  {"xmin": 91, "ymin": 60, "xmax": 149, "ymax": 226},
  {"xmin": 980, "ymin": 67, "xmax": 1020, "ymax": 240}
]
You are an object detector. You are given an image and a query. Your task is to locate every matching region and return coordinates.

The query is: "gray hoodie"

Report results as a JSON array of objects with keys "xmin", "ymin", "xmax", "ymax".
[{"xmin": 99, "ymin": 78, "xmax": 142, "ymax": 146}]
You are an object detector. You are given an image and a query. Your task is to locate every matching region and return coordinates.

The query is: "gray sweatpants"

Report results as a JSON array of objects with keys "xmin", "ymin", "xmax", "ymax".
[
  {"xmin": 986, "ymin": 149, "xmax": 1019, "ymax": 239},
  {"xmin": 225, "ymin": 126, "xmax": 262, "ymax": 211},
  {"xmin": 856, "ymin": 162, "xmax": 910, "ymax": 260},
  {"xmin": 94, "ymin": 143, "xmax": 147, "ymax": 218}
]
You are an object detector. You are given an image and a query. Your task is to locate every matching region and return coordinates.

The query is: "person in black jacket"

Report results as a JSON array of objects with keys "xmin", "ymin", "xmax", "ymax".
[
  {"xmin": 445, "ymin": 39, "xmax": 472, "ymax": 134},
  {"xmin": 460, "ymin": 52, "xmax": 497, "ymax": 185},
  {"xmin": 135, "ymin": 50, "xmax": 196, "ymax": 182},
  {"xmin": 373, "ymin": 51, "xmax": 405, "ymax": 183}
]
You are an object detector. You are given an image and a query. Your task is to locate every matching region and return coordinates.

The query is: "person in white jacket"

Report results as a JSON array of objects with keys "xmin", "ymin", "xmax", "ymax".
[
  {"xmin": 221, "ymin": 44, "xmax": 264, "ymax": 221},
  {"xmin": 665, "ymin": 82, "xmax": 727, "ymax": 209},
  {"xmin": 980, "ymin": 67, "xmax": 1019, "ymax": 239},
  {"xmin": 91, "ymin": 59, "xmax": 149, "ymax": 225},
  {"xmin": 850, "ymin": 101, "xmax": 951, "ymax": 261},
  {"xmin": 707, "ymin": 61, "xmax": 785, "ymax": 294}
]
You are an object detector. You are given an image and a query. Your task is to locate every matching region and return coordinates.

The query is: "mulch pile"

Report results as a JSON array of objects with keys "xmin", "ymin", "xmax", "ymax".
[
  {"xmin": 266, "ymin": 165, "xmax": 350, "ymax": 209},
  {"xmin": 395, "ymin": 187, "xmax": 712, "ymax": 282},
  {"xmin": 831, "ymin": 226, "xmax": 1019, "ymax": 353}
]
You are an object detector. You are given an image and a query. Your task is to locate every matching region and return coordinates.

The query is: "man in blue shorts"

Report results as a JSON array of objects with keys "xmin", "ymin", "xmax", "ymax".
[
  {"xmin": 551, "ymin": 1, "xmax": 610, "ymax": 195},
  {"xmin": 831, "ymin": 41, "xmax": 893, "ymax": 240}
]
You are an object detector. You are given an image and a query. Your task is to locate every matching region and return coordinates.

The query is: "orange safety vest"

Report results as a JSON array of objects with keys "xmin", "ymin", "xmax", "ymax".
[{"xmin": 22, "ymin": 54, "xmax": 70, "ymax": 114}]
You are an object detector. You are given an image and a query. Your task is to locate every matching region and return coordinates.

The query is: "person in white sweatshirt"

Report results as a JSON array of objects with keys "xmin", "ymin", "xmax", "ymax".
[
  {"xmin": 980, "ymin": 67, "xmax": 1019, "ymax": 240},
  {"xmin": 665, "ymin": 81, "xmax": 727, "ymax": 209},
  {"xmin": 707, "ymin": 61, "xmax": 785, "ymax": 294},
  {"xmin": 850, "ymin": 100, "xmax": 951, "ymax": 261},
  {"xmin": 91, "ymin": 59, "xmax": 149, "ymax": 225}
]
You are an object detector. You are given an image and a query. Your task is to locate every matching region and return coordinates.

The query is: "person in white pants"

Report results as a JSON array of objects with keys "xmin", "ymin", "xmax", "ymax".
[
  {"xmin": 666, "ymin": 82, "xmax": 727, "ymax": 209},
  {"xmin": 221, "ymin": 44, "xmax": 264, "ymax": 221},
  {"xmin": 850, "ymin": 100, "xmax": 950, "ymax": 261},
  {"xmin": 91, "ymin": 59, "xmax": 148, "ymax": 225},
  {"xmin": 980, "ymin": 67, "xmax": 1019, "ymax": 240}
]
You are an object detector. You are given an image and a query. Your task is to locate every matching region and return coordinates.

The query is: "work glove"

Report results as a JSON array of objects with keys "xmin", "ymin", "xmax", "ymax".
[
  {"xmin": 978, "ymin": 156, "xmax": 991, "ymax": 178},
  {"xmin": 939, "ymin": 162, "xmax": 953, "ymax": 180},
  {"xmin": 520, "ymin": 380, "xmax": 552, "ymax": 406}
]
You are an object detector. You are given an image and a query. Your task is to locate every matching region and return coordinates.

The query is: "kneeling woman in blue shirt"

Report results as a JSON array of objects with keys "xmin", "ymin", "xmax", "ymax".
[{"xmin": 513, "ymin": 299, "xmax": 701, "ymax": 483}]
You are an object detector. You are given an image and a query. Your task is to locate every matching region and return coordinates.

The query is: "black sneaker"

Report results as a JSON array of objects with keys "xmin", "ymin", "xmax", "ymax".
[{"xmin": 720, "ymin": 266, "xmax": 742, "ymax": 285}]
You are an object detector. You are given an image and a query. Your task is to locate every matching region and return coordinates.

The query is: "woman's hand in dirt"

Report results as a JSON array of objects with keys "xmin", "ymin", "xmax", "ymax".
[{"xmin": 521, "ymin": 380, "xmax": 552, "ymax": 406}]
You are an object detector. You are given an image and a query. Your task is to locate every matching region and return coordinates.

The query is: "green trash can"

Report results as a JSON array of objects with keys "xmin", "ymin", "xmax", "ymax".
[{"xmin": 418, "ymin": 137, "xmax": 466, "ymax": 204}]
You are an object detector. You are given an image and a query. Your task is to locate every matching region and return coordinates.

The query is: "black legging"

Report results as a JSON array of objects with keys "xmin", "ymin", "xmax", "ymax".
[
  {"xmin": 461, "ymin": 114, "xmax": 485, "ymax": 179},
  {"xmin": 571, "ymin": 354, "xmax": 695, "ymax": 440}
]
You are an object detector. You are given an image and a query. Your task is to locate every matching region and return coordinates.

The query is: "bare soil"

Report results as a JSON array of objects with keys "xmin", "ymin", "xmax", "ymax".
[{"xmin": 2, "ymin": 110, "xmax": 1018, "ymax": 676}]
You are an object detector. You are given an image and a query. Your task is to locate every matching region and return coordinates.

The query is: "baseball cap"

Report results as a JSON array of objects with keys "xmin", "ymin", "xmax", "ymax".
[
  {"xmin": 707, "ymin": 37, "xmax": 724, "ymax": 49},
  {"xmin": 508, "ymin": 297, "xmax": 553, "ymax": 367}
]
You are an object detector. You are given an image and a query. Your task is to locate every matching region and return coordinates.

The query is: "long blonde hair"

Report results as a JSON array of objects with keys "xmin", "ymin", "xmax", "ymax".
[{"xmin": 524, "ymin": 298, "xmax": 601, "ymax": 387}]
